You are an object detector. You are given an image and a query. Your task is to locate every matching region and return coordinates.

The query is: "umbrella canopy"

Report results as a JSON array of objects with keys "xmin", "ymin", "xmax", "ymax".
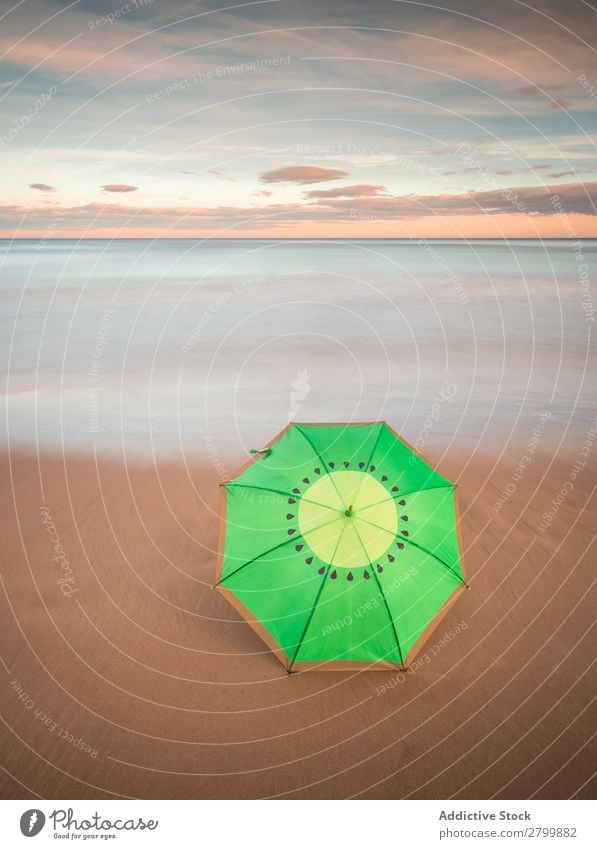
[{"xmin": 214, "ymin": 422, "xmax": 468, "ymax": 672}]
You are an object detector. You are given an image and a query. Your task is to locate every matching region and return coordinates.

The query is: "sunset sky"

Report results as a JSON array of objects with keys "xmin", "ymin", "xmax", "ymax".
[{"xmin": 1, "ymin": 0, "xmax": 596, "ymax": 238}]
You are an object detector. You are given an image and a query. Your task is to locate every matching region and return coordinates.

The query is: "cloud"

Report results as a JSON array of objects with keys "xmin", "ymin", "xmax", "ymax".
[
  {"xmin": 259, "ymin": 166, "xmax": 349, "ymax": 185},
  {"xmin": 29, "ymin": 183, "xmax": 55, "ymax": 192},
  {"xmin": 319, "ymin": 152, "xmax": 397, "ymax": 167},
  {"xmin": 514, "ymin": 84, "xmax": 569, "ymax": 97},
  {"xmin": 101, "ymin": 184, "xmax": 138, "ymax": 193},
  {"xmin": 549, "ymin": 99, "xmax": 572, "ymax": 110},
  {"xmin": 4, "ymin": 181, "xmax": 595, "ymax": 235},
  {"xmin": 319, "ymin": 181, "xmax": 597, "ymax": 218},
  {"xmin": 443, "ymin": 166, "xmax": 484, "ymax": 176},
  {"xmin": 208, "ymin": 169, "xmax": 235, "ymax": 182},
  {"xmin": 305, "ymin": 184, "xmax": 388, "ymax": 199},
  {"xmin": 516, "ymin": 84, "xmax": 541, "ymax": 96},
  {"xmin": 549, "ymin": 171, "xmax": 577, "ymax": 179}
]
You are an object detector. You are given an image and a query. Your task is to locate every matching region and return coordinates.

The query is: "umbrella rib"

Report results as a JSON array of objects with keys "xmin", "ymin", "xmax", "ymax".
[
  {"xmin": 352, "ymin": 523, "xmax": 404, "ymax": 668},
  {"xmin": 287, "ymin": 522, "xmax": 349, "ymax": 672},
  {"xmin": 358, "ymin": 483, "xmax": 454, "ymax": 512},
  {"xmin": 294, "ymin": 425, "xmax": 344, "ymax": 503},
  {"xmin": 348, "ymin": 422, "xmax": 385, "ymax": 507},
  {"xmin": 225, "ymin": 482, "xmax": 342, "ymax": 513},
  {"xmin": 356, "ymin": 514, "xmax": 465, "ymax": 585},
  {"xmin": 215, "ymin": 514, "xmax": 343, "ymax": 587}
]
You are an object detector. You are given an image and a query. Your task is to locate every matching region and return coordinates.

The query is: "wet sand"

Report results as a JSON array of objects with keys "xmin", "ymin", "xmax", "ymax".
[{"xmin": 0, "ymin": 443, "xmax": 595, "ymax": 799}]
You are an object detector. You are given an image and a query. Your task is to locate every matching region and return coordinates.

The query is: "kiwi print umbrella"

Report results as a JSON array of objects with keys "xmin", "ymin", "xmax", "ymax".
[{"xmin": 214, "ymin": 422, "xmax": 468, "ymax": 672}]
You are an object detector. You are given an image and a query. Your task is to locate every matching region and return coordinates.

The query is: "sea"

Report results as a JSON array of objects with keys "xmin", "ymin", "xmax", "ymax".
[{"xmin": 1, "ymin": 238, "xmax": 595, "ymax": 462}]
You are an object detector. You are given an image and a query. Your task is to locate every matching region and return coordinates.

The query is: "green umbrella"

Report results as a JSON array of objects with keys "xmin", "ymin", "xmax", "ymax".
[{"xmin": 214, "ymin": 422, "xmax": 468, "ymax": 672}]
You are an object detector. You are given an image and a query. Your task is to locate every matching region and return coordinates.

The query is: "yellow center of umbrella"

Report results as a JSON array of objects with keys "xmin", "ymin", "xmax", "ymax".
[{"xmin": 298, "ymin": 471, "xmax": 397, "ymax": 569}]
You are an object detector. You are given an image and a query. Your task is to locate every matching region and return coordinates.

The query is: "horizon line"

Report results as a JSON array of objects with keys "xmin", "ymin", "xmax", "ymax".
[{"xmin": 2, "ymin": 236, "xmax": 596, "ymax": 242}]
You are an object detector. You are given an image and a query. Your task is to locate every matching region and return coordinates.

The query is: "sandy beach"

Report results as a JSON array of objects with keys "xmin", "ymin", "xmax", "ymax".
[{"xmin": 1, "ymin": 438, "xmax": 594, "ymax": 800}]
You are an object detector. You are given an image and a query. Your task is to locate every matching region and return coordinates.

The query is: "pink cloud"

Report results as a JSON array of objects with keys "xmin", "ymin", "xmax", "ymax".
[
  {"xmin": 516, "ymin": 84, "xmax": 541, "ymax": 96},
  {"xmin": 208, "ymin": 169, "xmax": 235, "ymax": 182},
  {"xmin": 305, "ymin": 184, "xmax": 388, "ymax": 199},
  {"xmin": 29, "ymin": 183, "xmax": 55, "ymax": 193},
  {"xmin": 516, "ymin": 83, "xmax": 569, "ymax": 97},
  {"xmin": 320, "ymin": 181, "xmax": 597, "ymax": 218},
  {"xmin": 101, "ymin": 184, "xmax": 138, "ymax": 193},
  {"xmin": 5, "ymin": 181, "xmax": 595, "ymax": 235},
  {"xmin": 260, "ymin": 166, "xmax": 349, "ymax": 185}
]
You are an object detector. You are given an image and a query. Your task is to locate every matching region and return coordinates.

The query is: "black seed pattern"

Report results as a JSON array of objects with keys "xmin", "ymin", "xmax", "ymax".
[{"xmin": 287, "ymin": 460, "xmax": 414, "ymax": 583}]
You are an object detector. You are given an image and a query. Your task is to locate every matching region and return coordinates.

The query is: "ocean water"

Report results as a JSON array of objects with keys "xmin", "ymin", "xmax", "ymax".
[{"xmin": 1, "ymin": 238, "xmax": 595, "ymax": 463}]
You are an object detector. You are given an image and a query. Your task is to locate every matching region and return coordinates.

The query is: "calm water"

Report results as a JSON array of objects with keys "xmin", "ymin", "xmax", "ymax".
[{"xmin": 1, "ymin": 238, "xmax": 595, "ymax": 460}]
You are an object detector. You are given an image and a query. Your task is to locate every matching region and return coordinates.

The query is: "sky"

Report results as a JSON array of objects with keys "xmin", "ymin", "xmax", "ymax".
[{"xmin": 0, "ymin": 0, "xmax": 596, "ymax": 238}]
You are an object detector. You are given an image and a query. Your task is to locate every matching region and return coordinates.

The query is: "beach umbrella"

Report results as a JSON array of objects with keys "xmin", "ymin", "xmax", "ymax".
[{"xmin": 214, "ymin": 422, "xmax": 468, "ymax": 672}]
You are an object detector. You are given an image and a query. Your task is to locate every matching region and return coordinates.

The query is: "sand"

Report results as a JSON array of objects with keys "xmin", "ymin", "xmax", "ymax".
[{"xmin": 0, "ymin": 443, "xmax": 595, "ymax": 800}]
